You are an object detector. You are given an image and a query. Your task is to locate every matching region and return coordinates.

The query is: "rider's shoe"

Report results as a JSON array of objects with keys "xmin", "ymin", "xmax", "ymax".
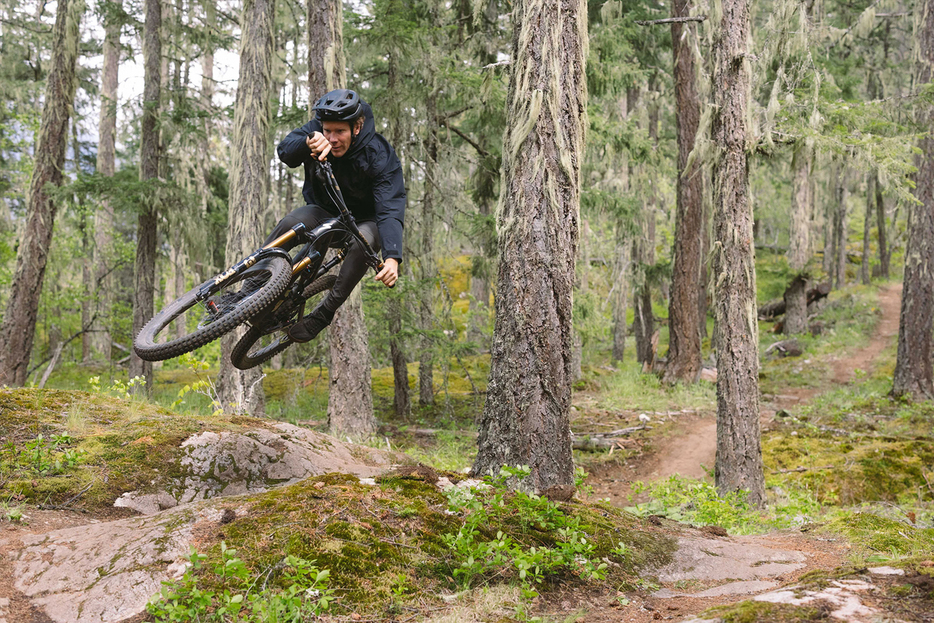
[{"xmin": 287, "ymin": 304, "xmax": 336, "ymax": 343}]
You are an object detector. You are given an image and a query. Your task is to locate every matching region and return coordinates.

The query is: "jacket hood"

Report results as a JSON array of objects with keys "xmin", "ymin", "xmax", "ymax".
[{"xmin": 344, "ymin": 101, "xmax": 376, "ymax": 159}]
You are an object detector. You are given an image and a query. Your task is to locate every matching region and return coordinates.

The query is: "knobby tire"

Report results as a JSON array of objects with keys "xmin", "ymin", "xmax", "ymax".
[{"xmin": 134, "ymin": 256, "xmax": 293, "ymax": 361}]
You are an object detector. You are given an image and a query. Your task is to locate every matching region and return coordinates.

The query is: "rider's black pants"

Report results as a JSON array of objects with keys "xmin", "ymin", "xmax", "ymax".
[{"xmin": 263, "ymin": 204, "xmax": 381, "ymax": 314}]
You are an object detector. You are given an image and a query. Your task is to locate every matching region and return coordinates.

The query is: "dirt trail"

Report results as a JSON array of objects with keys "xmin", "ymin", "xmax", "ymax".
[
  {"xmin": 593, "ymin": 283, "xmax": 904, "ymax": 504},
  {"xmin": 581, "ymin": 283, "xmax": 905, "ymax": 622}
]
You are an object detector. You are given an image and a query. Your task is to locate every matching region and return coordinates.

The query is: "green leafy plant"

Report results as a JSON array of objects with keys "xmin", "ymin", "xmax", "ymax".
[
  {"xmin": 147, "ymin": 543, "xmax": 333, "ymax": 622},
  {"xmin": 88, "ymin": 375, "xmax": 147, "ymax": 399},
  {"xmin": 171, "ymin": 353, "xmax": 223, "ymax": 416},
  {"xmin": 442, "ymin": 466, "xmax": 612, "ymax": 599}
]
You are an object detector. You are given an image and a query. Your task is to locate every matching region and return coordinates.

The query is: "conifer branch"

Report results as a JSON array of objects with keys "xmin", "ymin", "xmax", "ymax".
[
  {"xmin": 439, "ymin": 119, "xmax": 489, "ymax": 158},
  {"xmin": 635, "ymin": 16, "xmax": 706, "ymax": 26}
]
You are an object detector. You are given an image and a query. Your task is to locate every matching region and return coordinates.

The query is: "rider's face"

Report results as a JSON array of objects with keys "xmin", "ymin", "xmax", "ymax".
[{"xmin": 322, "ymin": 120, "xmax": 359, "ymax": 157}]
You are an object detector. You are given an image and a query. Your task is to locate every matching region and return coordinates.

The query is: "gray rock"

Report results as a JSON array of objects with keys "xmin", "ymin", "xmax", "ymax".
[
  {"xmin": 3, "ymin": 504, "xmax": 199, "ymax": 623},
  {"xmin": 114, "ymin": 423, "xmax": 402, "ymax": 514}
]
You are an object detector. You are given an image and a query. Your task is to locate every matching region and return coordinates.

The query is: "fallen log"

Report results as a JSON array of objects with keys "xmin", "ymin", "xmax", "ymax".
[
  {"xmin": 758, "ymin": 281, "xmax": 831, "ymax": 319},
  {"xmin": 571, "ymin": 424, "xmax": 650, "ymax": 450}
]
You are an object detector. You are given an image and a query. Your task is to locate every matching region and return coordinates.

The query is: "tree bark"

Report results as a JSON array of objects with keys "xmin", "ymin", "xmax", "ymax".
[
  {"xmin": 663, "ymin": 0, "xmax": 704, "ymax": 385},
  {"xmin": 308, "ymin": 0, "xmax": 345, "ymax": 96},
  {"xmin": 875, "ymin": 171, "xmax": 890, "ymax": 279},
  {"xmin": 328, "ymin": 287, "xmax": 376, "ymax": 436},
  {"xmin": 784, "ymin": 143, "xmax": 811, "ymax": 335},
  {"xmin": 711, "ymin": 0, "xmax": 765, "ymax": 507},
  {"xmin": 472, "ymin": 0, "xmax": 586, "ymax": 492},
  {"xmin": 861, "ymin": 172, "xmax": 873, "ymax": 285},
  {"xmin": 893, "ymin": 0, "xmax": 934, "ymax": 400},
  {"xmin": 199, "ymin": 0, "xmax": 216, "ymax": 213},
  {"xmin": 215, "ymin": 0, "xmax": 275, "ymax": 415},
  {"xmin": 128, "ymin": 0, "xmax": 162, "ymax": 390},
  {"xmin": 611, "ymin": 235, "xmax": 629, "ymax": 362},
  {"xmin": 831, "ymin": 163, "xmax": 849, "ymax": 290},
  {"xmin": 632, "ymin": 87, "xmax": 657, "ymax": 366},
  {"xmin": 389, "ymin": 295, "xmax": 410, "ymax": 417},
  {"xmin": 386, "ymin": 49, "xmax": 411, "ymax": 417},
  {"xmin": 782, "ymin": 275, "xmax": 809, "ymax": 335},
  {"xmin": 308, "ymin": 0, "xmax": 376, "ymax": 436},
  {"xmin": 418, "ymin": 86, "xmax": 439, "ymax": 406},
  {"xmin": 0, "ymin": 0, "xmax": 83, "ymax": 387},
  {"xmin": 89, "ymin": 0, "xmax": 121, "ymax": 362}
]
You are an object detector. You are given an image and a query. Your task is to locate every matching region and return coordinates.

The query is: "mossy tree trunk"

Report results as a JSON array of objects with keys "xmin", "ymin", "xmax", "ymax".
[
  {"xmin": 711, "ymin": 0, "xmax": 765, "ymax": 507},
  {"xmin": 861, "ymin": 172, "xmax": 874, "ymax": 286},
  {"xmin": 200, "ymin": 0, "xmax": 216, "ymax": 214},
  {"xmin": 893, "ymin": 0, "xmax": 934, "ymax": 401},
  {"xmin": 385, "ymin": 48, "xmax": 411, "ymax": 418},
  {"xmin": 0, "ymin": 0, "xmax": 83, "ymax": 387},
  {"xmin": 216, "ymin": 0, "xmax": 276, "ymax": 415},
  {"xmin": 88, "ymin": 0, "xmax": 121, "ymax": 363},
  {"xmin": 831, "ymin": 162, "xmax": 849, "ymax": 290},
  {"xmin": 663, "ymin": 0, "xmax": 704, "ymax": 385},
  {"xmin": 129, "ymin": 0, "xmax": 162, "ymax": 391},
  {"xmin": 418, "ymin": 84, "xmax": 439, "ymax": 406},
  {"xmin": 308, "ymin": 0, "xmax": 376, "ymax": 437},
  {"xmin": 875, "ymin": 170, "xmax": 890, "ymax": 279},
  {"xmin": 632, "ymin": 86, "xmax": 657, "ymax": 367},
  {"xmin": 472, "ymin": 0, "xmax": 586, "ymax": 492},
  {"xmin": 784, "ymin": 143, "xmax": 811, "ymax": 335}
]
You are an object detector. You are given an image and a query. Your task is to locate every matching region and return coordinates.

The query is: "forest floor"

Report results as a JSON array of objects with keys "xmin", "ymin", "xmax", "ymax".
[
  {"xmin": 0, "ymin": 283, "xmax": 931, "ymax": 623},
  {"xmin": 566, "ymin": 283, "xmax": 912, "ymax": 623}
]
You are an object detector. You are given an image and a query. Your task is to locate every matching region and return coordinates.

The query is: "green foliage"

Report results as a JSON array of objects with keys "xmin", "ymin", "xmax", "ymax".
[
  {"xmin": 148, "ymin": 544, "xmax": 333, "ymax": 622},
  {"xmin": 0, "ymin": 431, "xmax": 85, "ymax": 478},
  {"xmin": 626, "ymin": 475, "xmax": 824, "ymax": 535},
  {"xmin": 443, "ymin": 466, "xmax": 617, "ymax": 599},
  {"xmin": 170, "ymin": 354, "xmax": 222, "ymax": 416}
]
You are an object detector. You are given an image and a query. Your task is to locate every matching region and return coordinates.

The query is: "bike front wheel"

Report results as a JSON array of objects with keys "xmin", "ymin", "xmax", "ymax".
[
  {"xmin": 230, "ymin": 275, "xmax": 337, "ymax": 370},
  {"xmin": 134, "ymin": 256, "xmax": 293, "ymax": 362}
]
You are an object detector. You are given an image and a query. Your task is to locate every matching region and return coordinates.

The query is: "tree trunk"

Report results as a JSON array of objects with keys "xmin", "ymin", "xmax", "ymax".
[
  {"xmin": 782, "ymin": 275, "xmax": 809, "ymax": 335},
  {"xmin": 418, "ymin": 83, "xmax": 440, "ymax": 406},
  {"xmin": 861, "ymin": 173, "xmax": 873, "ymax": 285},
  {"xmin": 632, "ymin": 87, "xmax": 657, "ymax": 366},
  {"xmin": 784, "ymin": 143, "xmax": 811, "ymax": 335},
  {"xmin": 0, "ymin": 0, "xmax": 83, "ymax": 387},
  {"xmin": 472, "ymin": 0, "xmax": 586, "ymax": 493},
  {"xmin": 386, "ymin": 50, "xmax": 410, "ymax": 416},
  {"xmin": 663, "ymin": 0, "xmax": 704, "ymax": 385},
  {"xmin": 216, "ymin": 0, "xmax": 275, "ymax": 415},
  {"xmin": 128, "ymin": 0, "xmax": 162, "ymax": 391},
  {"xmin": 308, "ymin": 0, "xmax": 345, "ymax": 95},
  {"xmin": 389, "ymin": 295, "xmax": 410, "ymax": 417},
  {"xmin": 831, "ymin": 164, "xmax": 849, "ymax": 289},
  {"xmin": 711, "ymin": 0, "xmax": 765, "ymax": 507},
  {"xmin": 875, "ymin": 171, "xmax": 889, "ymax": 279},
  {"xmin": 893, "ymin": 0, "xmax": 934, "ymax": 401},
  {"xmin": 308, "ymin": 0, "xmax": 376, "ymax": 436},
  {"xmin": 328, "ymin": 286, "xmax": 376, "ymax": 436},
  {"xmin": 90, "ymin": 0, "xmax": 121, "ymax": 363},
  {"xmin": 611, "ymin": 236, "xmax": 629, "ymax": 363},
  {"xmin": 199, "ymin": 0, "xmax": 216, "ymax": 213}
]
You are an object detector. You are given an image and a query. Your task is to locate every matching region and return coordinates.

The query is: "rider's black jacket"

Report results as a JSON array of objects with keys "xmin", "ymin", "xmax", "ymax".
[{"xmin": 276, "ymin": 102, "xmax": 406, "ymax": 264}]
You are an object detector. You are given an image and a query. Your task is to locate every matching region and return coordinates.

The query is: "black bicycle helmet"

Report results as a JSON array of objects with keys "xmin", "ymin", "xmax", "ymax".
[{"xmin": 313, "ymin": 89, "xmax": 363, "ymax": 122}]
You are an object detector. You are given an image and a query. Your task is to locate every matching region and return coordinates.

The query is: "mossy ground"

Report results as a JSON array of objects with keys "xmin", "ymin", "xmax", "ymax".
[
  {"xmin": 0, "ymin": 388, "xmax": 270, "ymax": 511},
  {"xmin": 185, "ymin": 472, "xmax": 677, "ymax": 618}
]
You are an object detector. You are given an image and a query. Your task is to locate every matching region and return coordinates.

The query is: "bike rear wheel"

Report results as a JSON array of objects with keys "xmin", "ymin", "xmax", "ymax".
[
  {"xmin": 134, "ymin": 256, "xmax": 293, "ymax": 362},
  {"xmin": 230, "ymin": 275, "xmax": 337, "ymax": 370}
]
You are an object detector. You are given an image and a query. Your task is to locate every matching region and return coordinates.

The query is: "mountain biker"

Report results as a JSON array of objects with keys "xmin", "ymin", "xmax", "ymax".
[{"xmin": 270, "ymin": 88, "xmax": 406, "ymax": 343}]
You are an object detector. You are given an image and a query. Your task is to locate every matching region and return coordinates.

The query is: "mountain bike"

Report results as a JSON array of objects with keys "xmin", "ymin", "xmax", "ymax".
[{"xmin": 133, "ymin": 160, "xmax": 384, "ymax": 369}]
